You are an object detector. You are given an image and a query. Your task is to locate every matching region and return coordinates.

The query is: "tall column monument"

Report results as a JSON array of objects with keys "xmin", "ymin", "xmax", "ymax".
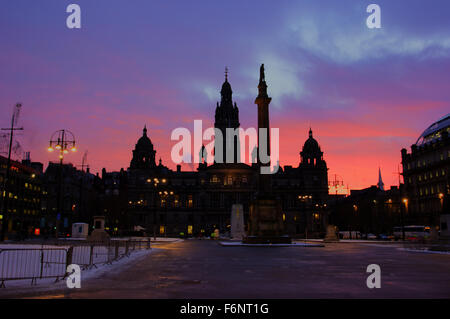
[{"xmin": 244, "ymin": 64, "xmax": 291, "ymax": 244}]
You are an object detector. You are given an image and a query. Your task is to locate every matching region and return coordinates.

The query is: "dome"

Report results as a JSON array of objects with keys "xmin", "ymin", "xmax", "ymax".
[
  {"xmin": 302, "ymin": 128, "xmax": 321, "ymax": 154},
  {"xmin": 136, "ymin": 126, "xmax": 154, "ymax": 149},
  {"xmin": 416, "ymin": 113, "xmax": 450, "ymax": 146}
]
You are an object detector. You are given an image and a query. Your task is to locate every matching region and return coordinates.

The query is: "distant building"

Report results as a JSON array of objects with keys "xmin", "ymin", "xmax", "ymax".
[
  {"xmin": 43, "ymin": 162, "xmax": 101, "ymax": 236},
  {"xmin": 330, "ymin": 183, "xmax": 403, "ymax": 236},
  {"xmin": 401, "ymin": 114, "xmax": 449, "ymax": 228},
  {"xmin": 0, "ymin": 154, "xmax": 44, "ymax": 239}
]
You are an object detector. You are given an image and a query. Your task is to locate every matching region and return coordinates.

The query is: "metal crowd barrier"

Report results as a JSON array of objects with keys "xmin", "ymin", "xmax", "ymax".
[{"xmin": 0, "ymin": 239, "xmax": 151, "ymax": 288}]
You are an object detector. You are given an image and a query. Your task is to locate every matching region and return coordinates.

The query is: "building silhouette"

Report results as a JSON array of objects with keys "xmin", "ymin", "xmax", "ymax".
[
  {"xmin": 122, "ymin": 67, "xmax": 329, "ymax": 238},
  {"xmin": 401, "ymin": 113, "xmax": 449, "ymax": 231}
]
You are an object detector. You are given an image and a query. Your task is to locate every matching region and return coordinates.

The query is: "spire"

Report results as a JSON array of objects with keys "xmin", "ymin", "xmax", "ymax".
[
  {"xmin": 220, "ymin": 67, "xmax": 233, "ymax": 105},
  {"xmin": 309, "ymin": 127, "xmax": 313, "ymax": 138},
  {"xmin": 143, "ymin": 125, "xmax": 147, "ymax": 136},
  {"xmin": 378, "ymin": 167, "xmax": 385, "ymax": 191}
]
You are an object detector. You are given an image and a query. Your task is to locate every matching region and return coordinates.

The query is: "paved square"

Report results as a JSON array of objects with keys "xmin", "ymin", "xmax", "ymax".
[{"xmin": 2, "ymin": 240, "xmax": 450, "ymax": 298}]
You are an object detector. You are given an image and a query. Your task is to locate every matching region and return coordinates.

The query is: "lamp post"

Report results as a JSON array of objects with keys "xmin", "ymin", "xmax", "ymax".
[
  {"xmin": 146, "ymin": 178, "xmax": 174, "ymax": 239},
  {"xmin": 146, "ymin": 177, "xmax": 159, "ymax": 240},
  {"xmin": 401, "ymin": 198, "xmax": 408, "ymax": 241},
  {"xmin": 352, "ymin": 204, "xmax": 358, "ymax": 240},
  {"xmin": 47, "ymin": 130, "xmax": 76, "ymax": 238},
  {"xmin": 158, "ymin": 189, "xmax": 174, "ymax": 238}
]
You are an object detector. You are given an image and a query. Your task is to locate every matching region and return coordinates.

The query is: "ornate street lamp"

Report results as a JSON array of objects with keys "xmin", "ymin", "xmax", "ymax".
[
  {"xmin": 48, "ymin": 129, "xmax": 77, "ymax": 162},
  {"xmin": 47, "ymin": 129, "xmax": 77, "ymax": 238}
]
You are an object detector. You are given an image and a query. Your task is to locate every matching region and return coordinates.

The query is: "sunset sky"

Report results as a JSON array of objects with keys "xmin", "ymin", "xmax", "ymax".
[{"xmin": 1, "ymin": 0, "xmax": 449, "ymax": 191}]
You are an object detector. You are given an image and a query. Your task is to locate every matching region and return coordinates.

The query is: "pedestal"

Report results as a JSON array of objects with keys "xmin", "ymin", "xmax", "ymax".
[
  {"xmin": 323, "ymin": 225, "xmax": 339, "ymax": 242},
  {"xmin": 243, "ymin": 198, "xmax": 291, "ymax": 244}
]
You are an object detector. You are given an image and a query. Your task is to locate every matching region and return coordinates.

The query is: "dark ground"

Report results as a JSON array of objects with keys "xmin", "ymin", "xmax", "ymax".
[{"xmin": 1, "ymin": 239, "xmax": 450, "ymax": 298}]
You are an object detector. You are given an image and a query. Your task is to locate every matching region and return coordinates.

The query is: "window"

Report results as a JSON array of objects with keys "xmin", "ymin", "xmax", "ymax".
[
  {"xmin": 211, "ymin": 175, "xmax": 219, "ymax": 183},
  {"xmin": 188, "ymin": 195, "xmax": 193, "ymax": 208}
]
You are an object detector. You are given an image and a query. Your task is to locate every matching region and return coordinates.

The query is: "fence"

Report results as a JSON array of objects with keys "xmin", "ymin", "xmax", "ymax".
[{"xmin": 0, "ymin": 239, "xmax": 151, "ymax": 288}]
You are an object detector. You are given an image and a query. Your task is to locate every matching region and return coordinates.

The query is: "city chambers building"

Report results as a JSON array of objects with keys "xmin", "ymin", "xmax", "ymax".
[
  {"xmin": 123, "ymin": 70, "xmax": 329, "ymax": 238},
  {"xmin": 401, "ymin": 114, "xmax": 450, "ymax": 231}
]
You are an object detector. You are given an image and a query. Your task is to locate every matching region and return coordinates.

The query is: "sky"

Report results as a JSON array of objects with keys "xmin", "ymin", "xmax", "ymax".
[{"xmin": 1, "ymin": 0, "xmax": 449, "ymax": 191}]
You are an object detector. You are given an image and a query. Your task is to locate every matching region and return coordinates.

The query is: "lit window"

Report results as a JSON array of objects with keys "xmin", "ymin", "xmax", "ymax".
[{"xmin": 211, "ymin": 175, "xmax": 219, "ymax": 183}]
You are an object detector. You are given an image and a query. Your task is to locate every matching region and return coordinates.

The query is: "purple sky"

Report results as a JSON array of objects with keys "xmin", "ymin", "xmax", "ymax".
[{"xmin": 1, "ymin": 0, "xmax": 449, "ymax": 190}]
